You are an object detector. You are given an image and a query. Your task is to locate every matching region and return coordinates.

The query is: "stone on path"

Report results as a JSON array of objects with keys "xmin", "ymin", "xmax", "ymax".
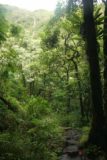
[
  {"xmin": 61, "ymin": 154, "xmax": 81, "ymax": 160},
  {"xmin": 65, "ymin": 139, "xmax": 77, "ymax": 146},
  {"xmin": 61, "ymin": 154, "xmax": 71, "ymax": 160},
  {"xmin": 63, "ymin": 145, "xmax": 78, "ymax": 157}
]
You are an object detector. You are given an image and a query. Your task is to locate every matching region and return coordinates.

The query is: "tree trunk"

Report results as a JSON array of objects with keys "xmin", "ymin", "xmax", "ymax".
[
  {"xmin": 82, "ymin": 0, "xmax": 105, "ymax": 147},
  {"xmin": 66, "ymin": 67, "xmax": 72, "ymax": 113},
  {"xmin": 103, "ymin": 0, "xmax": 107, "ymax": 123},
  {"xmin": 29, "ymin": 81, "xmax": 35, "ymax": 96},
  {"xmin": 72, "ymin": 59, "xmax": 84, "ymax": 118}
]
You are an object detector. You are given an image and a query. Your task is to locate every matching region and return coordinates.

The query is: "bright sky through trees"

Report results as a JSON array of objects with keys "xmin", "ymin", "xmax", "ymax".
[{"xmin": 0, "ymin": 0, "xmax": 58, "ymax": 11}]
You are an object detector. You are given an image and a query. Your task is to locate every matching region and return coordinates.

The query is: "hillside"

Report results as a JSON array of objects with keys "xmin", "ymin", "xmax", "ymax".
[{"xmin": 0, "ymin": 4, "xmax": 53, "ymax": 31}]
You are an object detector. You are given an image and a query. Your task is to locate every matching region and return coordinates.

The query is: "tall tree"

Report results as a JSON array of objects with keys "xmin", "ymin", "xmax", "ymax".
[
  {"xmin": 82, "ymin": 0, "xmax": 105, "ymax": 147},
  {"xmin": 103, "ymin": 0, "xmax": 107, "ymax": 124}
]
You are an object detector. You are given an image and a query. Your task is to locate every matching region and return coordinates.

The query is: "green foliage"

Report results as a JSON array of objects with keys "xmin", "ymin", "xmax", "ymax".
[
  {"xmin": 85, "ymin": 145, "xmax": 106, "ymax": 160},
  {"xmin": 10, "ymin": 24, "xmax": 22, "ymax": 37},
  {"xmin": 0, "ymin": 6, "xmax": 8, "ymax": 42},
  {"xmin": 0, "ymin": 110, "xmax": 18, "ymax": 131},
  {"xmin": 1, "ymin": 1, "xmax": 106, "ymax": 159},
  {"xmin": 28, "ymin": 115, "xmax": 62, "ymax": 160},
  {"xmin": 0, "ymin": 96, "xmax": 62, "ymax": 160},
  {"xmin": 59, "ymin": 112, "xmax": 82, "ymax": 127},
  {"xmin": 79, "ymin": 126, "xmax": 90, "ymax": 144},
  {"xmin": 41, "ymin": 27, "xmax": 60, "ymax": 49},
  {"xmin": 27, "ymin": 97, "xmax": 51, "ymax": 117},
  {"xmin": 0, "ymin": 132, "xmax": 31, "ymax": 160}
]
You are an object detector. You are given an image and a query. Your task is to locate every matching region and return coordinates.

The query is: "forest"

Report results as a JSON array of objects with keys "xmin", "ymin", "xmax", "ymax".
[{"xmin": 0, "ymin": 0, "xmax": 107, "ymax": 160}]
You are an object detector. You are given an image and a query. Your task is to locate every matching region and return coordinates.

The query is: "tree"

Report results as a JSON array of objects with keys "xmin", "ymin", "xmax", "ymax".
[
  {"xmin": 10, "ymin": 24, "xmax": 22, "ymax": 37},
  {"xmin": 103, "ymin": 0, "xmax": 107, "ymax": 124},
  {"xmin": 82, "ymin": 0, "xmax": 106, "ymax": 148}
]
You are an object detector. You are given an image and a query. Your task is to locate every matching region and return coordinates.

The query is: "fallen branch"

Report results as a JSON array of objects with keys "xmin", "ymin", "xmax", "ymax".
[{"xmin": 0, "ymin": 95, "xmax": 17, "ymax": 112}]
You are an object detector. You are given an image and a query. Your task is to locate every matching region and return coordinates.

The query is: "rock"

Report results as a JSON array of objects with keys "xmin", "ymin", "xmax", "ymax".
[
  {"xmin": 65, "ymin": 130, "xmax": 80, "ymax": 139},
  {"xmin": 73, "ymin": 135, "xmax": 80, "ymax": 140},
  {"xmin": 65, "ymin": 139, "xmax": 78, "ymax": 146},
  {"xmin": 64, "ymin": 127, "xmax": 72, "ymax": 131},
  {"xmin": 63, "ymin": 145, "xmax": 78, "ymax": 157},
  {"xmin": 61, "ymin": 154, "xmax": 71, "ymax": 160}
]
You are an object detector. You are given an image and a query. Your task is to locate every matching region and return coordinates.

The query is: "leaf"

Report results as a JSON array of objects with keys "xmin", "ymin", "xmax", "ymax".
[
  {"xmin": 95, "ymin": 17, "xmax": 104, "ymax": 25},
  {"xmin": 94, "ymin": 7, "xmax": 102, "ymax": 19}
]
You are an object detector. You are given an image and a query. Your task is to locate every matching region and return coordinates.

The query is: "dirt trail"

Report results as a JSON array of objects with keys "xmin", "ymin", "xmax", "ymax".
[{"xmin": 60, "ymin": 128, "xmax": 81, "ymax": 160}]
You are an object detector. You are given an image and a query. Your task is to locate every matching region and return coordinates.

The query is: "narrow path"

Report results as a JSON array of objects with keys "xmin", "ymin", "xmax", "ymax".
[{"xmin": 60, "ymin": 128, "xmax": 81, "ymax": 160}]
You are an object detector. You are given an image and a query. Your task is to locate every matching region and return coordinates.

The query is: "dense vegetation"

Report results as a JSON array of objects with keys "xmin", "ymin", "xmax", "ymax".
[{"xmin": 0, "ymin": 0, "xmax": 107, "ymax": 160}]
